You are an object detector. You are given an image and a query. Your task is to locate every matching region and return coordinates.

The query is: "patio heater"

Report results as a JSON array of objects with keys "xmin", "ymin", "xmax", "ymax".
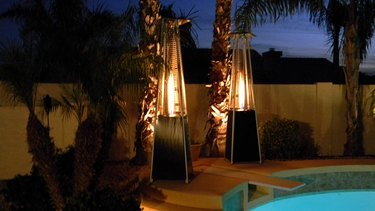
[
  {"xmin": 225, "ymin": 32, "xmax": 262, "ymax": 164},
  {"xmin": 150, "ymin": 19, "xmax": 193, "ymax": 183}
]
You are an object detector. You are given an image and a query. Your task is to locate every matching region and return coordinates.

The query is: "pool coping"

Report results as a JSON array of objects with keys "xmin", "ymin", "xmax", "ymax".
[
  {"xmin": 273, "ymin": 164, "xmax": 375, "ymax": 177},
  {"xmin": 250, "ymin": 164, "xmax": 375, "ymax": 209},
  {"xmin": 141, "ymin": 158, "xmax": 375, "ymax": 211}
]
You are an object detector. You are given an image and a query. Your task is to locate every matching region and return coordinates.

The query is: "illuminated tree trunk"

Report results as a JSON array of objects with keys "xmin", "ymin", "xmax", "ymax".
[
  {"xmin": 133, "ymin": 0, "xmax": 161, "ymax": 165},
  {"xmin": 343, "ymin": 19, "xmax": 364, "ymax": 156},
  {"xmin": 206, "ymin": 0, "xmax": 232, "ymax": 156}
]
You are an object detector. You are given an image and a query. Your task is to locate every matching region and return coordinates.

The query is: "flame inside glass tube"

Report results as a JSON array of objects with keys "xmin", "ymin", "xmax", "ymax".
[
  {"xmin": 168, "ymin": 73, "xmax": 175, "ymax": 115},
  {"xmin": 238, "ymin": 72, "xmax": 245, "ymax": 110}
]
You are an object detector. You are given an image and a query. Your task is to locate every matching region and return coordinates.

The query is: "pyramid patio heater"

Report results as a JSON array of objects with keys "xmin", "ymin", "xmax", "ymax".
[
  {"xmin": 225, "ymin": 32, "xmax": 262, "ymax": 164},
  {"xmin": 150, "ymin": 19, "xmax": 193, "ymax": 183}
]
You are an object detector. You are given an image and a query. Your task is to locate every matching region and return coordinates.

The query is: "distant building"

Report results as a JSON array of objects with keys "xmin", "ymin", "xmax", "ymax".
[
  {"xmin": 3, "ymin": 48, "xmax": 372, "ymax": 84},
  {"xmin": 182, "ymin": 48, "xmax": 375, "ymax": 84}
]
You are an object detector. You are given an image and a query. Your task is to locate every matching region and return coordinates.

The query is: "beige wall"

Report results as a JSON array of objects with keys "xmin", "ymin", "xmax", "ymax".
[
  {"xmin": 255, "ymin": 83, "xmax": 375, "ymax": 155},
  {"xmin": 0, "ymin": 84, "xmax": 78, "ymax": 179},
  {"xmin": 1, "ymin": 83, "xmax": 375, "ymax": 179}
]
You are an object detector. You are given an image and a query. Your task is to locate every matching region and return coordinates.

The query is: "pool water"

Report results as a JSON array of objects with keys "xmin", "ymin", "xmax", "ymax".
[{"xmin": 251, "ymin": 191, "xmax": 375, "ymax": 211}]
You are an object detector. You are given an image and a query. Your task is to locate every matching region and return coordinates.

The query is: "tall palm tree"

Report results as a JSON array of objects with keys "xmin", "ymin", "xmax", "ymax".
[
  {"xmin": 205, "ymin": 0, "xmax": 233, "ymax": 156},
  {"xmin": 132, "ymin": 0, "xmax": 161, "ymax": 165},
  {"xmin": 236, "ymin": 0, "xmax": 375, "ymax": 156},
  {"xmin": 339, "ymin": 1, "xmax": 375, "ymax": 156}
]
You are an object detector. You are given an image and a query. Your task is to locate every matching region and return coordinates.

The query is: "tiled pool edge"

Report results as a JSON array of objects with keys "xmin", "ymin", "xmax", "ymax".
[
  {"xmin": 248, "ymin": 165, "xmax": 375, "ymax": 210},
  {"xmin": 273, "ymin": 165, "xmax": 375, "ymax": 198}
]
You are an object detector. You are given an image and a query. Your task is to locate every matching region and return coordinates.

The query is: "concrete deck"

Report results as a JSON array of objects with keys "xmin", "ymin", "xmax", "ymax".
[{"xmin": 141, "ymin": 158, "xmax": 375, "ymax": 211}]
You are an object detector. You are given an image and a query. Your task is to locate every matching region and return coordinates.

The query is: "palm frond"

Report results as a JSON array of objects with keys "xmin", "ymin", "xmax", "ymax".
[
  {"xmin": 0, "ymin": 0, "xmax": 51, "ymax": 38},
  {"xmin": 59, "ymin": 84, "xmax": 89, "ymax": 124},
  {"xmin": 0, "ymin": 41, "xmax": 38, "ymax": 111},
  {"xmin": 357, "ymin": 0, "xmax": 375, "ymax": 60},
  {"xmin": 36, "ymin": 94, "xmax": 62, "ymax": 122},
  {"xmin": 119, "ymin": 5, "xmax": 139, "ymax": 47},
  {"xmin": 178, "ymin": 6, "xmax": 200, "ymax": 47},
  {"xmin": 235, "ymin": 0, "xmax": 324, "ymax": 31}
]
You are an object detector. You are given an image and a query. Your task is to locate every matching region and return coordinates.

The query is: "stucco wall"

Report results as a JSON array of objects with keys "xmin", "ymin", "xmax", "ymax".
[{"xmin": 1, "ymin": 83, "xmax": 375, "ymax": 179}]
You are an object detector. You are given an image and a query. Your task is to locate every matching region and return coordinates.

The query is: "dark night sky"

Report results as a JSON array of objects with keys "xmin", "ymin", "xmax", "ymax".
[
  {"xmin": 154, "ymin": 0, "xmax": 375, "ymax": 75},
  {"xmin": 1, "ymin": 0, "xmax": 374, "ymax": 74}
]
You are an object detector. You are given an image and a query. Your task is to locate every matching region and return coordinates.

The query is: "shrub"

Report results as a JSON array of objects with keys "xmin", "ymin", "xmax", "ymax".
[
  {"xmin": 0, "ymin": 171, "xmax": 53, "ymax": 210},
  {"xmin": 0, "ymin": 147, "xmax": 142, "ymax": 210},
  {"xmin": 0, "ymin": 148, "xmax": 74, "ymax": 210},
  {"xmin": 64, "ymin": 187, "xmax": 141, "ymax": 211},
  {"xmin": 259, "ymin": 118, "xmax": 319, "ymax": 160}
]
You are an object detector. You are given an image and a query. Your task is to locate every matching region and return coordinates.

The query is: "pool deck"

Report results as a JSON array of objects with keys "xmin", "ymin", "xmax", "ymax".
[{"xmin": 141, "ymin": 158, "xmax": 375, "ymax": 211}]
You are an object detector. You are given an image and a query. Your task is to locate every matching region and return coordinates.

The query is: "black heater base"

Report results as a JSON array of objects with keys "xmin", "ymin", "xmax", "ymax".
[
  {"xmin": 225, "ymin": 110, "xmax": 261, "ymax": 163},
  {"xmin": 151, "ymin": 116, "xmax": 193, "ymax": 183}
]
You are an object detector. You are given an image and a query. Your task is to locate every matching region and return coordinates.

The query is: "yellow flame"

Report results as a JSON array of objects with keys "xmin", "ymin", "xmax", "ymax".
[
  {"xmin": 238, "ymin": 73, "xmax": 245, "ymax": 109},
  {"xmin": 168, "ymin": 73, "xmax": 175, "ymax": 115}
]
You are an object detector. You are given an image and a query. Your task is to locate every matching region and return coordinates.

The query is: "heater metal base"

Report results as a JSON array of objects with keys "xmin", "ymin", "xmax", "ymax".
[
  {"xmin": 225, "ymin": 110, "xmax": 261, "ymax": 164},
  {"xmin": 151, "ymin": 116, "xmax": 193, "ymax": 183}
]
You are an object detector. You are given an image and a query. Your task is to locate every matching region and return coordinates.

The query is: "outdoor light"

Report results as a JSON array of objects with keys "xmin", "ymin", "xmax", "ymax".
[
  {"xmin": 225, "ymin": 32, "xmax": 262, "ymax": 164},
  {"xmin": 150, "ymin": 19, "xmax": 193, "ymax": 183}
]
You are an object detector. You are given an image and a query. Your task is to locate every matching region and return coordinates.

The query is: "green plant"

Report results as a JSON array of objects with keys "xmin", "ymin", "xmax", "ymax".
[{"xmin": 259, "ymin": 118, "xmax": 319, "ymax": 160}]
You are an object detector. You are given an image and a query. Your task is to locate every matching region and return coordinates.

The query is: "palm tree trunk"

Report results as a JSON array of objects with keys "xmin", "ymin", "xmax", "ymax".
[
  {"xmin": 134, "ymin": 77, "xmax": 158, "ymax": 164},
  {"xmin": 206, "ymin": 0, "xmax": 233, "ymax": 156},
  {"xmin": 342, "ymin": 20, "xmax": 364, "ymax": 156},
  {"xmin": 73, "ymin": 115, "xmax": 103, "ymax": 195},
  {"xmin": 27, "ymin": 114, "xmax": 64, "ymax": 210},
  {"xmin": 132, "ymin": 0, "xmax": 161, "ymax": 165}
]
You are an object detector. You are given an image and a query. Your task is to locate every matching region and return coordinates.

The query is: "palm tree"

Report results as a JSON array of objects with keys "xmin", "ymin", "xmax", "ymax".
[
  {"xmin": 339, "ymin": 1, "xmax": 375, "ymax": 156},
  {"xmin": 44, "ymin": 2, "xmax": 140, "ymax": 198},
  {"xmin": 1, "ymin": 0, "xmax": 140, "ymax": 208},
  {"xmin": 205, "ymin": 0, "xmax": 233, "ymax": 156},
  {"xmin": 0, "ymin": 41, "xmax": 65, "ymax": 210},
  {"xmin": 132, "ymin": 0, "xmax": 161, "ymax": 165},
  {"xmin": 236, "ymin": 0, "xmax": 375, "ymax": 156}
]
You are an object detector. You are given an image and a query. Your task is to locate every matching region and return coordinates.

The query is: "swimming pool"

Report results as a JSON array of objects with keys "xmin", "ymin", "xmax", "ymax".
[{"xmin": 251, "ymin": 190, "xmax": 375, "ymax": 211}]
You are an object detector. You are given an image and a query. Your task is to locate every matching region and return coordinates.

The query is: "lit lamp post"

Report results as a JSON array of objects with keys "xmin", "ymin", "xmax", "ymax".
[
  {"xmin": 150, "ymin": 19, "xmax": 193, "ymax": 183},
  {"xmin": 225, "ymin": 32, "xmax": 262, "ymax": 164}
]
